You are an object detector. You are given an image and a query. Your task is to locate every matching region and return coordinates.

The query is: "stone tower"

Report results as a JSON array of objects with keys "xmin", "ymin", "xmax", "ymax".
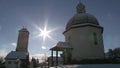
[
  {"xmin": 16, "ymin": 27, "xmax": 29, "ymax": 52},
  {"xmin": 63, "ymin": 2, "xmax": 104, "ymax": 61},
  {"xmin": 5, "ymin": 28, "xmax": 29, "ymax": 68}
]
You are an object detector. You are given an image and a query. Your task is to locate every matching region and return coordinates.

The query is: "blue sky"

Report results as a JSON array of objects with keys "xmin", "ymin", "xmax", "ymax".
[{"xmin": 0, "ymin": 0, "xmax": 120, "ymax": 60}]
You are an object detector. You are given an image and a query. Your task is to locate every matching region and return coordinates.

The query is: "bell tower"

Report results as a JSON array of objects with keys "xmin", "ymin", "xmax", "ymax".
[{"xmin": 16, "ymin": 27, "xmax": 29, "ymax": 52}]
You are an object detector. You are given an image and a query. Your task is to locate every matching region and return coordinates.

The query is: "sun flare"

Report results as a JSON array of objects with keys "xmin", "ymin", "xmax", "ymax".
[
  {"xmin": 39, "ymin": 25, "xmax": 51, "ymax": 41},
  {"xmin": 33, "ymin": 23, "xmax": 56, "ymax": 42}
]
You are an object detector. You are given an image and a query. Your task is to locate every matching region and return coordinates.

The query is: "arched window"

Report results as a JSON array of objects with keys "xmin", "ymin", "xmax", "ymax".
[
  {"xmin": 93, "ymin": 32, "xmax": 98, "ymax": 45},
  {"xmin": 66, "ymin": 36, "xmax": 70, "ymax": 42},
  {"xmin": 68, "ymin": 36, "xmax": 71, "ymax": 41}
]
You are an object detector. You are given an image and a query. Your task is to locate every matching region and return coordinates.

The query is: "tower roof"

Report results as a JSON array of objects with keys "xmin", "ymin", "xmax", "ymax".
[
  {"xmin": 5, "ymin": 51, "xmax": 29, "ymax": 60},
  {"xmin": 20, "ymin": 27, "xmax": 28, "ymax": 32},
  {"xmin": 65, "ymin": 2, "xmax": 99, "ymax": 30}
]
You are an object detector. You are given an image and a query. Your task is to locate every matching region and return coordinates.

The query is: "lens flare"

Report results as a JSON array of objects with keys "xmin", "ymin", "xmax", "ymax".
[
  {"xmin": 39, "ymin": 24, "xmax": 51, "ymax": 41},
  {"xmin": 33, "ymin": 23, "xmax": 56, "ymax": 42}
]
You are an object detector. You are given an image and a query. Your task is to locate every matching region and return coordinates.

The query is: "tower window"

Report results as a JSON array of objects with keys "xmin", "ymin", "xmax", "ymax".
[{"xmin": 93, "ymin": 32, "xmax": 98, "ymax": 45}]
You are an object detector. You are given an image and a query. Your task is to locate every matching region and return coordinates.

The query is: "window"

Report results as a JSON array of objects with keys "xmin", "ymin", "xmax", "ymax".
[
  {"xmin": 93, "ymin": 32, "xmax": 98, "ymax": 45},
  {"xmin": 68, "ymin": 36, "xmax": 71, "ymax": 41},
  {"xmin": 66, "ymin": 36, "xmax": 70, "ymax": 42},
  {"xmin": 8, "ymin": 61, "xmax": 11, "ymax": 64}
]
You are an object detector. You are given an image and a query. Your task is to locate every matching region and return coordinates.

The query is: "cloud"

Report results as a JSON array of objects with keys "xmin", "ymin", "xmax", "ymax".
[
  {"xmin": 41, "ymin": 46, "xmax": 47, "ymax": 49},
  {"xmin": 0, "ymin": 49, "xmax": 8, "ymax": 57},
  {"xmin": 41, "ymin": 45, "xmax": 50, "ymax": 50},
  {"xmin": 11, "ymin": 42, "xmax": 17, "ymax": 47}
]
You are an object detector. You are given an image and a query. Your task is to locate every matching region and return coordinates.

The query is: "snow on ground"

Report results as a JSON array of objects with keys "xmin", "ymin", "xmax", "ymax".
[{"xmin": 50, "ymin": 64, "xmax": 120, "ymax": 68}]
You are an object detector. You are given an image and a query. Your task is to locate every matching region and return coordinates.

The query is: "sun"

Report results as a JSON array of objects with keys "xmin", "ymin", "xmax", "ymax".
[
  {"xmin": 33, "ymin": 23, "xmax": 55, "ymax": 42},
  {"xmin": 40, "ymin": 27, "xmax": 49, "ymax": 40},
  {"xmin": 39, "ymin": 24, "xmax": 51, "ymax": 41}
]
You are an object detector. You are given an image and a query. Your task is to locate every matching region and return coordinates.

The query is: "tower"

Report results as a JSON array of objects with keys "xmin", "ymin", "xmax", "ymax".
[
  {"xmin": 63, "ymin": 2, "xmax": 104, "ymax": 61},
  {"xmin": 16, "ymin": 27, "xmax": 29, "ymax": 52},
  {"xmin": 5, "ymin": 27, "xmax": 30, "ymax": 68}
]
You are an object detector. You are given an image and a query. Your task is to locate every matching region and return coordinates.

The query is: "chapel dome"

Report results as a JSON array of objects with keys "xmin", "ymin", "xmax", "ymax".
[{"xmin": 66, "ymin": 2, "xmax": 99, "ymax": 30}]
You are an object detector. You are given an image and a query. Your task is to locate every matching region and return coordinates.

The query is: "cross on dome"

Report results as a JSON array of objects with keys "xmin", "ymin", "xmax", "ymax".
[{"xmin": 76, "ymin": 1, "xmax": 86, "ymax": 13}]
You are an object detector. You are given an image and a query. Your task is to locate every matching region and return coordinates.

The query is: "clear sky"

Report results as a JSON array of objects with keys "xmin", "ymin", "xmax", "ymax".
[{"xmin": 0, "ymin": 0, "xmax": 120, "ymax": 60}]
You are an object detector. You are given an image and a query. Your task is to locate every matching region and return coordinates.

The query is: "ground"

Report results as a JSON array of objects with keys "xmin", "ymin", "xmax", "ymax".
[{"xmin": 37, "ymin": 64, "xmax": 120, "ymax": 68}]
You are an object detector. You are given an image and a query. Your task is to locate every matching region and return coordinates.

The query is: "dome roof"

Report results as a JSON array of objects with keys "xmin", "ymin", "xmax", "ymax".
[
  {"xmin": 66, "ymin": 2, "xmax": 99, "ymax": 30},
  {"xmin": 66, "ymin": 13, "xmax": 99, "ymax": 30}
]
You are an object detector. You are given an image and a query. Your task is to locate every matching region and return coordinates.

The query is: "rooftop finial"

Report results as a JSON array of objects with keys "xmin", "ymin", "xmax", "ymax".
[
  {"xmin": 23, "ymin": 26, "xmax": 27, "ymax": 29},
  {"xmin": 76, "ymin": 0, "xmax": 86, "ymax": 13},
  {"xmin": 22, "ymin": 26, "xmax": 27, "ymax": 30}
]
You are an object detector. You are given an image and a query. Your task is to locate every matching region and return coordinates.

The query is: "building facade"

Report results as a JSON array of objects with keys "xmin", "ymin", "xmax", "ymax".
[
  {"xmin": 50, "ymin": 2, "xmax": 104, "ymax": 64},
  {"xmin": 63, "ymin": 2, "xmax": 104, "ymax": 62}
]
